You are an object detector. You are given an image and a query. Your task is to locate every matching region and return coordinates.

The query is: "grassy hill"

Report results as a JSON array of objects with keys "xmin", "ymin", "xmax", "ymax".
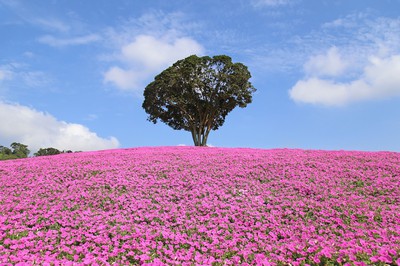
[{"xmin": 0, "ymin": 147, "xmax": 399, "ymax": 265}]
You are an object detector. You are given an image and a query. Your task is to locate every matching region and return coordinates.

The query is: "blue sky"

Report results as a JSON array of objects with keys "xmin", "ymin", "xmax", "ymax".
[{"xmin": 1, "ymin": 0, "xmax": 400, "ymax": 152}]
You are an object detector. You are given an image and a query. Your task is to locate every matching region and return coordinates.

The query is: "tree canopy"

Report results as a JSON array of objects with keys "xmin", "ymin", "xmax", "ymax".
[
  {"xmin": 34, "ymin": 147, "xmax": 61, "ymax": 157},
  {"xmin": 0, "ymin": 142, "xmax": 30, "ymax": 160},
  {"xmin": 142, "ymin": 55, "xmax": 256, "ymax": 146}
]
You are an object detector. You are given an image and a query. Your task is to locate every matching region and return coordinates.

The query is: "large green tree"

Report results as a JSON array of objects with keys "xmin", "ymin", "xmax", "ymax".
[
  {"xmin": 0, "ymin": 145, "xmax": 15, "ymax": 160},
  {"xmin": 142, "ymin": 55, "xmax": 256, "ymax": 146},
  {"xmin": 11, "ymin": 142, "xmax": 30, "ymax": 158},
  {"xmin": 0, "ymin": 142, "xmax": 30, "ymax": 160}
]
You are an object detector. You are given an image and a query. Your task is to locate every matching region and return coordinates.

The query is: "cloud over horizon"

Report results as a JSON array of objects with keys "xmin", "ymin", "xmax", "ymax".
[{"xmin": 0, "ymin": 101, "xmax": 120, "ymax": 153}]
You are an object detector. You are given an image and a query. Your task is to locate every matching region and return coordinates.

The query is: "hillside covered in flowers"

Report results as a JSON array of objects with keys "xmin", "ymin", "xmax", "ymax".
[{"xmin": 0, "ymin": 147, "xmax": 399, "ymax": 265}]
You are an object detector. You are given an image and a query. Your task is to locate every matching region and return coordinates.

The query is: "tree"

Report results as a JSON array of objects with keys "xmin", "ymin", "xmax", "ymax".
[
  {"xmin": 34, "ymin": 147, "xmax": 61, "ymax": 157},
  {"xmin": 142, "ymin": 55, "xmax": 256, "ymax": 146},
  {"xmin": 0, "ymin": 143, "xmax": 29, "ymax": 160},
  {"xmin": 0, "ymin": 146, "xmax": 12, "ymax": 155},
  {"xmin": 0, "ymin": 145, "xmax": 16, "ymax": 160},
  {"xmin": 10, "ymin": 142, "xmax": 30, "ymax": 158}
]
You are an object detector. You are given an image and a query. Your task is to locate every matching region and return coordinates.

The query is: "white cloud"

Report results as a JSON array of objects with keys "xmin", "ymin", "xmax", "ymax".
[
  {"xmin": 33, "ymin": 18, "xmax": 70, "ymax": 32},
  {"xmin": 287, "ymin": 14, "xmax": 400, "ymax": 106},
  {"xmin": 289, "ymin": 78, "xmax": 367, "ymax": 106},
  {"xmin": 322, "ymin": 13, "xmax": 368, "ymax": 29},
  {"xmin": 23, "ymin": 51, "xmax": 35, "ymax": 58},
  {"xmin": 120, "ymin": 35, "xmax": 203, "ymax": 70},
  {"xmin": 0, "ymin": 69, "xmax": 12, "ymax": 81},
  {"xmin": 0, "ymin": 64, "xmax": 15, "ymax": 81},
  {"xmin": 103, "ymin": 15, "xmax": 205, "ymax": 92},
  {"xmin": 0, "ymin": 102, "xmax": 120, "ymax": 152},
  {"xmin": 104, "ymin": 35, "xmax": 204, "ymax": 92},
  {"xmin": 364, "ymin": 55, "xmax": 400, "ymax": 96},
  {"xmin": 252, "ymin": 0, "xmax": 291, "ymax": 7},
  {"xmin": 0, "ymin": 1, "xmax": 71, "ymax": 32},
  {"xmin": 304, "ymin": 47, "xmax": 348, "ymax": 77},
  {"xmin": 84, "ymin": 114, "xmax": 98, "ymax": 121},
  {"xmin": 0, "ymin": 63, "xmax": 52, "ymax": 89},
  {"xmin": 254, "ymin": 14, "xmax": 400, "ymax": 75},
  {"xmin": 104, "ymin": 67, "xmax": 145, "ymax": 91},
  {"xmin": 289, "ymin": 55, "xmax": 400, "ymax": 106},
  {"xmin": 38, "ymin": 34, "xmax": 101, "ymax": 47},
  {"xmin": 20, "ymin": 71, "xmax": 52, "ymax": 87}
]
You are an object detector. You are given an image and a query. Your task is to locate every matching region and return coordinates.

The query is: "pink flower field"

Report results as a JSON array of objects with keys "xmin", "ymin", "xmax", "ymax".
[{"xmin": 0, "ymin": 147, "xmax": 399, "ymax": 265}]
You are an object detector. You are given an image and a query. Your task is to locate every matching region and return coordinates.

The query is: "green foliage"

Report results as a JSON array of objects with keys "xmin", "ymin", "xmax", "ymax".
[
  {"xmin": 0, "ymin": 153, "xmax": 19, "ymax": 160},
  {"xmin": 0, "ymin": 143, "xmax": 76, "ymax": 160},
  {"xmin": 11, "ymin": 142, "xmax": 30, "ymax": 158},
  {"xmin": 0, "ymin": 146, "xmax": 12, "ymax": 155},
  {"xmin": 143, "ymin": 54, "xmax": 256, "ymax": 146},
  {"xmin": 34, "ymin": 147, "xmax": 61, "ymax": 157},
  {"xmin": 0, "ymin": 142, "xmax": 30, "ymax": 160}
]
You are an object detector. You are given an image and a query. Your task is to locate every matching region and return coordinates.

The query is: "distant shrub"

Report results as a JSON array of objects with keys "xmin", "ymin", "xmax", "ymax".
[
  {"xmin": 0, "ymin": 153, "xmax": 19, "ymax": 160},
  {"xmin": 34, "ymin": 147, "xmax": 61, "ymax": 157}
]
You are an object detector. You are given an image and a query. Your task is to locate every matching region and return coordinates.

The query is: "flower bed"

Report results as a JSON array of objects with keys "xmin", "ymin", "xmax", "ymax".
[{"xmin": 0, "ymin": 147, "xmax": 399, "ymax": 265}]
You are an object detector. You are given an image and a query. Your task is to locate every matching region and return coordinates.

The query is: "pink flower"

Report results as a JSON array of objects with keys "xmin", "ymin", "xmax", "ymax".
[
  {"xmin": 0, "ymin": 147, "xmax": 399, "ymax": 264},
  {"xmin": 139, "ymin": 254, "xmax": 150, "ymax": 261}
]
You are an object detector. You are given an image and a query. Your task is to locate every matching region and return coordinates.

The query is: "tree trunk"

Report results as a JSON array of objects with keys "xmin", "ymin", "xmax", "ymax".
[
  {"xmin": 201, "ymin": 132, "xmax": 208, "ymax": 146},
  {"xmin": 191, "ymin": 129, "xmax": 200, "ymax": 146},
  {"xmin": 201, "ymin": 127, "xmax": 211, "ymax": 146},
  {"xmin": 190, "ymin": 116, "xmax": 213, "ymax": 146},
  {"xmin": 191, "ymin": 127, "xmax": 209, "ymax": 146}
]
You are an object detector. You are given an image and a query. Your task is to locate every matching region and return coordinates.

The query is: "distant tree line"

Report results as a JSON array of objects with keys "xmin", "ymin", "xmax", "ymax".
[
  {"xmin": 0, "ymin": 142, "xmax": 75, "ymax": 160},
  {"xmin": 0, "ymin": 142, "xmax": 30, "ymax": 160}
]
